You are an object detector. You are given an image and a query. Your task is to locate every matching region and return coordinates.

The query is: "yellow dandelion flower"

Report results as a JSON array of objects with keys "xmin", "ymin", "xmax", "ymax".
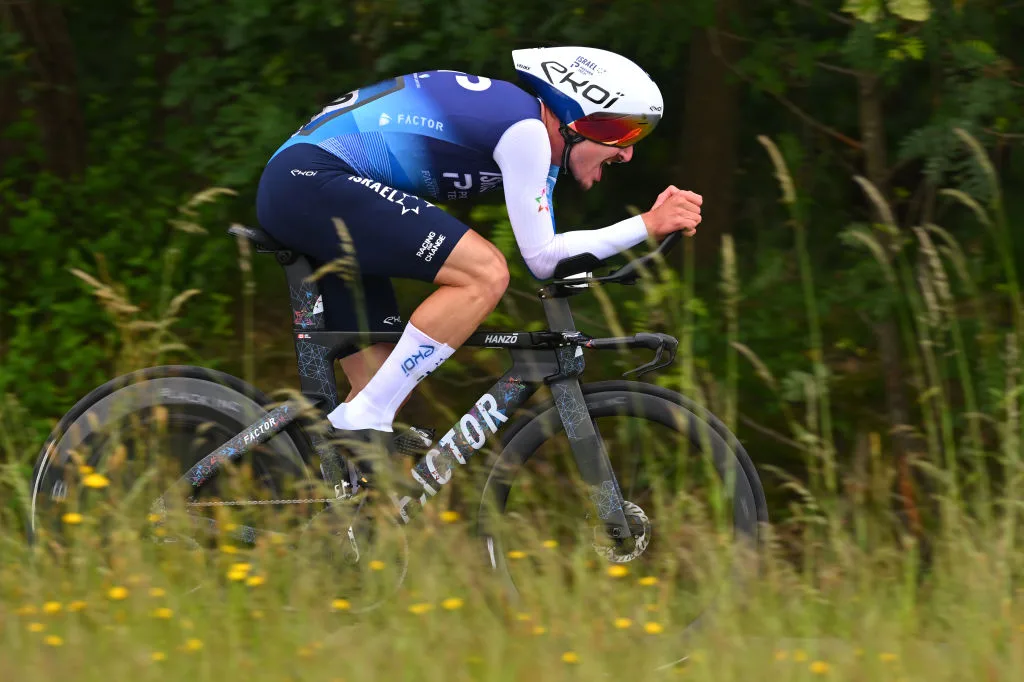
[
  {"xmin": 147, "ymin": 513, "xmax": 163, "ymax": 523},
  {"xmin": 542, "ymin": 539, "xmax": 559, "ymax": 548},
  {"xmin": 28, "ymin": 622, "xmax": 45, "ymax": 633},
  {"xmin": 793, "ymin": 650, "xmax": 808, "ymax": 662},
  {"xmin": 82, "ymin": 473, "xmax": 110, "ymax": 489},
  {"xmin": 532, "ymin": 625, "xmax": 547, "ymax": 635},
  {"xmin": 331, "ymin": 599, "xmax": 351, "ymax": 611},
  {"xmin": 507, "ymin": 550, "xmax": 527, "ymax": 560},
  {"xmin": 45, "ymin": 635, "xmax": 64, "ymax": 647},
  {"xmin": 153, "ymin": 607, "xmax": 173, "ymax": 619},
  {"xmin": 614, "ymin": 617, "xmax": 633, "ymax": 629},
  {"xmin": 251, "ymin": 610, "xmax": 264, "ymax": 619},
  {"xmin": 184, "ymin": 638, "xmax": 203, "ymax": 651},
  {"xmin": 809, "ymin": 660, "xmax": 830, "ymax": 674},
  {"xmin": 152, "ymin": 651, "xmax": 167, "ymax": 662},
  {"xmin": 224, "ymin": 523, "xmax": 239, "ymax": 532},
  {"xmin": 606, "ymin": 564, "xmax": 629, "ymax": 578},
  {"xmin": 16, "ymin": 605, "xmax": 37, "ymax": 616},
  {"xmin": 227, "ymin": 570, "xmax": 248, "ymax": 582},
  {"xmin": 79, "ymin": 465, "xmax": 94, "ymax": 475},
  {"xmin": 68, "ymin": 601, "xmax": 87, "ymax": 612},
  {"xmin": 879, "ymin": 652, "xmax": 898, "ymax": 663},
  {"xmin": 774, "ymin": 650, "xmax": 789, "ymax": 661},
  {"xmin": 408, "ymin": 603, "xmax": 433, "ymax": 615},
  {"xmin": 441, "ymin": 597, "xmax": 464, "ymax": 610},
  {"xmin": 638, "ymin": 576, "xmax": 659, "ymax": 586},
  {"xmin": 107, "ymin": 586, "xmax": 128, "ymax": 601},
  {"xmin": 149, "ymin": 587, "xmax": 166, "ymax": 598},
  {"xmin": 229, "ymin": 562, "xmax": 251, "ymax": 573},
  {"xmin": 643, "ymin": 622, "xmax": 664, "ymax": 635},
  {"xmin": 62, "ymin": 512, "xmax": 83, "ymax": 525},
  {"xmin": 42, "ymin": 601, "xmax": 62, "ymax": 614},
  {"xmin": 221, "ymin": 544, "xmax": 239, "ymax": 554},
  {"xmin": 368, "ymin": 560, "xmax": 386, "ymax": 571},
  {"xmin": 246, "ymin": 575, "xmax": 266, "ymax": 587},
  {"xmin": 440, "ymin": 510, "xmax": 460, "ymax": 523},
  {"xmin": 561, "ymin": 651, "xmax": 579, "ymax": 664}
]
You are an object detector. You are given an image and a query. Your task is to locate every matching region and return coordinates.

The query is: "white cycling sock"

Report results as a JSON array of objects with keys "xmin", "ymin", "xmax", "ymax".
[{"xmin": 327, "ymin": 321, "xmax": 454, "ymax": 432}]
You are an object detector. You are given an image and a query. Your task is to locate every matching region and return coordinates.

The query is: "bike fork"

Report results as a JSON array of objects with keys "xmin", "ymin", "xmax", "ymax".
[
  {"xmin": 550, "ymin": 376, "xmax": 633, "ymax": 541},
  {"xmin": 541, "ymin": 296, "xmax": 633, "ymax": 542}
]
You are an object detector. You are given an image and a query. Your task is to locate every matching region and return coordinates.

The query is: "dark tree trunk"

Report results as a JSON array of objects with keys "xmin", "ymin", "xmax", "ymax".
[
  {"xmin": 858, "ymin": 71, "xmax": 924, "ymax": 535},
  {"xmin": 153, "ymin": 0, "xmax": 176, "ymax": 141},
  {"xmin": 675, "ymin": 0, "xmax": 741, "ymax": 262},
  {"xmin": 0, "ymin": 0, "xmax": 85, "ymax": 179}
]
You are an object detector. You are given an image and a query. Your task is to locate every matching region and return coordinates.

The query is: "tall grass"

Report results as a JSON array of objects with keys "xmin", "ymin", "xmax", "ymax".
[{"xmin": 2, "ymin": 129, "xmax": 1023, "ymax": 680}]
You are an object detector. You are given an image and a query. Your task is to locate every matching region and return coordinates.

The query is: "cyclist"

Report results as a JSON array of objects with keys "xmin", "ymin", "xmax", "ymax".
[{"xmin": 256, "ymin": 46, "xmax": 702, "ymax": 448}]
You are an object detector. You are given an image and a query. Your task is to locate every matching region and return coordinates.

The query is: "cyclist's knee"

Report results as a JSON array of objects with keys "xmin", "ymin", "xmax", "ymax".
[
  {"xmin": 480, "ymin": 245, "xmax": 510, "ymax": 304},
  {"xmin": 437, "ymin": 231, "xmax": 508, "ymax": 304}
]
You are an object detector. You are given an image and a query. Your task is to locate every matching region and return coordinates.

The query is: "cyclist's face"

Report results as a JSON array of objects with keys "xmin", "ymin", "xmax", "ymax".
[{"xmin": 571, "ymin": 140, "xmax": 633, "ymax": 190}]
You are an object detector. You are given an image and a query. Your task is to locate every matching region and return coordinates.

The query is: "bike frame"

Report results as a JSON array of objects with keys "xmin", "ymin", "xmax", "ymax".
[{"xmin": 174, "ymin": 230, "xmax": 679, "ymax": 541}]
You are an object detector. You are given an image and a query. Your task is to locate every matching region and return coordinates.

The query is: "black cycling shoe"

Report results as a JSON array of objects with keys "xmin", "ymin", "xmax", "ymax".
[
  {"xmin": 326, "ymin": 426, "xmax": 434, "ymax": 491},
  {"xmin": 324, "ymin": 426, "xmax": 392, "ymax": 484}
]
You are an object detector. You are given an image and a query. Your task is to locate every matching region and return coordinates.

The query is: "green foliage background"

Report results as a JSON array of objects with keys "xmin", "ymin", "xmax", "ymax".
[{"xmin": 2, "ymin": 0, "xmax": 1023, "ymax": 523}]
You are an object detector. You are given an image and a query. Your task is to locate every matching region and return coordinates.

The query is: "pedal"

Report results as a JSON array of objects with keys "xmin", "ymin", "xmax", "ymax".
[{"xmin": 391, "ymin": 426, "xmax": 435, "ymax": 458}]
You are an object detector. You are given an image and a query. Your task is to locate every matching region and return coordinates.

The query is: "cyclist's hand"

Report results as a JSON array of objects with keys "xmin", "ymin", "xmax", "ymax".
[
  {"xmin": 650, "ymin": 185, "xmax": 683, "ymax": 210},
  {"xmin": 642, "ymin": 187, "xmax": 702, "ymax": 238}
]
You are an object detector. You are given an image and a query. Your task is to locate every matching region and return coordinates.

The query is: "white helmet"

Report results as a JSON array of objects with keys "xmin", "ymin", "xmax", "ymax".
[{"xmin": 512, "ymin": 46, "xmax": 663, "ymax": 149}]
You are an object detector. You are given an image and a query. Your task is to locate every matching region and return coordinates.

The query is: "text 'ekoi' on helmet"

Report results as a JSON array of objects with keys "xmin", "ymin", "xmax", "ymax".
[{"xmin": 512, "ymin": 46, "xmax": 663, "ymax": 147}]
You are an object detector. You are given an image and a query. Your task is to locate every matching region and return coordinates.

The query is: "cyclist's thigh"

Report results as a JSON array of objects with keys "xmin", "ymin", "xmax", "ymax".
[{"xmin": 256, "ymin": 143, "xmax": 469, "ymax": 283}]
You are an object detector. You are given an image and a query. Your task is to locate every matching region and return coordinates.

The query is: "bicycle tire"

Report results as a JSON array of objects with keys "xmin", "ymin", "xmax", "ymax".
[
  {"xmin": 497, "ymin": 380, "xmax": 769, "ymax": 527},
  {"xmin": 28, "ymin": 365, "xmax": 315, "ymax": 544},
  {"xmin": 478, "ymin": 384, "xmax": 764, "ymax": 662}
]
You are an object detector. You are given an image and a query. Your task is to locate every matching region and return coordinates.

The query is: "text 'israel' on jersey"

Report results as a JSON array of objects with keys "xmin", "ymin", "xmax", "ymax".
[{"xmin": 270, "ymin": 70, "xmax": 542, "ymax": 201}]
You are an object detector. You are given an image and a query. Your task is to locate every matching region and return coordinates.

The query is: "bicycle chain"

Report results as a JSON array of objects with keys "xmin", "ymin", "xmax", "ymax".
[{"xmin": 185, "ymin": 497, "xmax": 334, "ymax": 507}]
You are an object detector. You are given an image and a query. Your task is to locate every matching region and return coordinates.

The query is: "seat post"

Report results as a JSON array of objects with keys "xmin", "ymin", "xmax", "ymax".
[
  {"xmin": 282, "ymin": 253, "xmax": 325, "ymax": 332},
  {"xmin": 227, "ymin": 224, "xmax": 343, "ymax": 412},
  {"xmin": 542, "ymin": 297, "xmax": 577, "ymax": 332},
  {"xmin": 279, "ymin": 254, "xmax": 347, "ymax": 414}
]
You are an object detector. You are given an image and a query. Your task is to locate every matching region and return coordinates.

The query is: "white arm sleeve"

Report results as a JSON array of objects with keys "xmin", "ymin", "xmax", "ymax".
[{"xmin": 492, "ymin": 118, "xmax": 649, "ymax": 280}]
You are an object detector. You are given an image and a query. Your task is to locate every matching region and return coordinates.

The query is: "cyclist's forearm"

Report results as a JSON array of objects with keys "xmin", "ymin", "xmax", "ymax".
[
  {"xmin": 516, "ymin": 216, "xmax": 648, "ymax": 279},
  {"xmin": 493, "ymin": 119, "xmax": 649, "ymax": 279}
]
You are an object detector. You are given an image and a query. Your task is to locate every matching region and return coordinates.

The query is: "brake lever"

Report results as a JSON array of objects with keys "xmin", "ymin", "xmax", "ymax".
[{"xmin": 622, "ymin": 333, "xmax": 678, "ymax": 377}]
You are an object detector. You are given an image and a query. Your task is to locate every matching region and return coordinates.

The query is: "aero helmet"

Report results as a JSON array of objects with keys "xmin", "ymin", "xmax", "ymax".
[{"xmin": 512, "ymin": 46, "xmax": 663, "ymax": 172}]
